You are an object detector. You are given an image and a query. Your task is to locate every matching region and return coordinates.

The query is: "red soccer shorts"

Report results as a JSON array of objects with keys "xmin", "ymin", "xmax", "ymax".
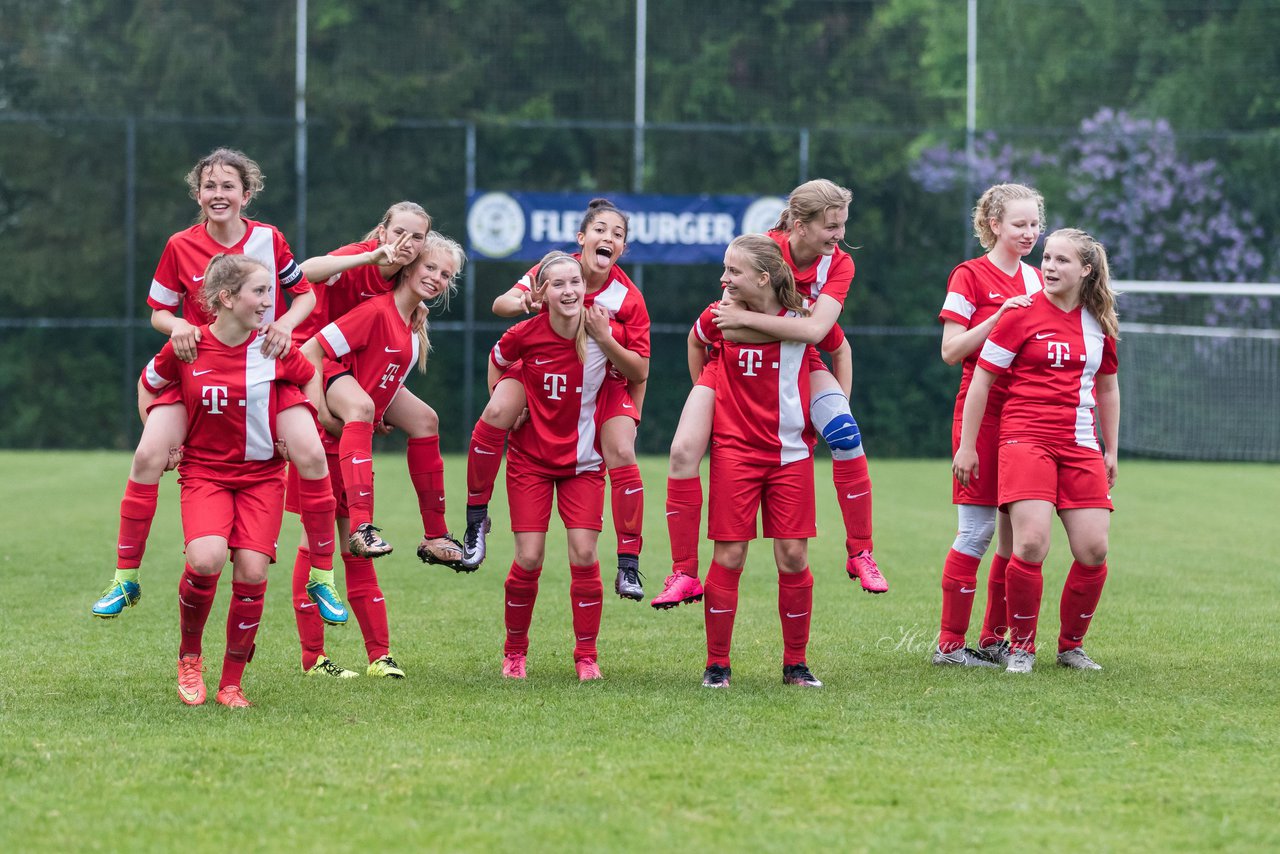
[
  {"xmin": 179, "ymin": 470, "xmax": 286, "ymax": 560},
  {"xmin": 596, "ymin": 375, "xmax": 640, "ymax": 425},
  {"xmin": 998, "ymin": 440, "xmax": 1113, "ymax": 511},
  {"xmin": 707, "ymin": 453, "xmax": 816, "ymax": 541},
  {"xmin": 694, "ymin": 357, "xmax": 721, "ymax": 390},
  {"xmin": 805, "ymin": 345, "xmax": 829, "ymax": 375},
  {"xmin": 506, "ymin": 463, "xmax": 605, "ymax": 533},
  {"xmin": 952, "ymin": 415, "xmax": 1003, "ymax": 506}
]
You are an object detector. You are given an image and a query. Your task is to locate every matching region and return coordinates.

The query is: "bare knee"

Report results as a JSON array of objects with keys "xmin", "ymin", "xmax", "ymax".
[
  {"xmin": 714, "ymin": 542, "xmax": 747, "ymax": 571},
  {"xmin": 775, "ymin": 541, "xmax": 809, "ymax": 573}
]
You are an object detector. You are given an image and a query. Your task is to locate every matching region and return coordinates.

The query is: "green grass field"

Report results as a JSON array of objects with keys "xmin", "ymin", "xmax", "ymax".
[{"xmin": 2, "ymin": 451, "xmax": 1278, "ymax": 852}]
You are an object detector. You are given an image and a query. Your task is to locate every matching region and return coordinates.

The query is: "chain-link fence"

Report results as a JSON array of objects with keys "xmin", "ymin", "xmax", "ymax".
[{"xmin": 3, "ymin": 1, "xmax": 1278, "ymax": 455}]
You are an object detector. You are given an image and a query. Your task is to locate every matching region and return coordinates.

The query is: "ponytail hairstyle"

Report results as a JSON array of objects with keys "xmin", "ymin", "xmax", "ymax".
[
  {"xmin": 362, "ymin": 200, "xmax": 432, "ymax": 243},
  {"xmin": 727, "ymin": 234, "xmax": 806, "ymax": 316},
  {"xmin": 185, "ymin": 148, "xmax": 264, "ymax": 224},
  {"xmin": 396, "ymin": 232, "xmax": 466, "ymax": 373},
  {"xmin": 1049, "ymin": 228, "xmax": 1119, "ymax": 338},
  {"xmin": 972, "ymin": 183, "xmax": 1045, "ymax": 250},
  {"xmin": 578, "ymin": 197, "xmax": 630, "ymax": 243},
  {"xmin": 536, "ymin": 250, "xmax": 589, "ymax": 363},
  {"xmin": 772, "ymin": 178, "xmax": 852, "ymax": 233},
  {"xmin": 199, "ymin": 253, "xmax": 271, "ymax": 316}
]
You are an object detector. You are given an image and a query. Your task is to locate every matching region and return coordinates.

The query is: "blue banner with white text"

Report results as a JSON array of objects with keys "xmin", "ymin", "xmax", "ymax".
[{"xmin": 465, "ymin": 191, "xmax": 788, "ymax": 264}]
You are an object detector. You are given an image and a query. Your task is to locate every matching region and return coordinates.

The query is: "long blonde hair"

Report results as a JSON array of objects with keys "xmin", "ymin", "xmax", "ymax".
[
  {"xmin": 973, "ymin": 183, "xmax": 1045, "ymax": 250},
  {"xmin": 727, "ymin": 234, "xmax": 807, "ymax": 315},
  {"xmin": 536, "ymin": 250, "xmax": 589, "ymax": 363},
  {"xmin": 1049, "ymin": 228, "xmax": 1119, "ymax": 338},
  {"xmin": 772, "ymin": 179, "xmax": 852, "ymax": 232},
  {"xmin": 198, "ymin": 253, "xmax": 270, "ymax": 316},
  {"xmin": 395, "ymin": 232, "xmax": 466, "ymax": 373}
]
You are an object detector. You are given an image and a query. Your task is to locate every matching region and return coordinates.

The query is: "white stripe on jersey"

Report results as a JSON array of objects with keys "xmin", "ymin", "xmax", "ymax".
[
  {"xmin": 517, "ymin": 274, "xmax": 533, "ymax": 290},
  {"xmin": 149, "ymin": 279, "xmax": 181, "ymax": 307},
  {"xmin": 144, "ymin": 357, "xmax": 170, "ymax": 391},
  {"xmin": 812, "ymin": 255, "xmax": 833, "ymax": 298},
  {"xmin": 776, "ymin": 339, "xmax": 808, "ymax": 464},
  {"xmin": 320, "ymin": 323, "xmax": 352, "ymax": 358},
  {"xmin": 244, "ymin": 335, "xmax": 276, "ymax": 461},
  {"xmin": 1074, "ymin": 312, "xmax": 1105, "ymax": 449},
  {"xmin": 491, "ymin": 341, "xmax": 513, "ymax": 368},
  {"xmin": 575, "ymin": 342, "xmax": 609, "ymax": 474},
  {"xmin": 694, "ymin": 317, "xmax": 711, "ymax": 344},
  {"xmin": 591, "ymin": 280, "xmax": 628, "ymax": 316},
  {"xmin": 244, "ymin": 227, "xmax": 280, "ymax": 320},
  {"xmin": 978, "ymin": 338, "xmax": 1017, "ymax": 370},
  {"xmin": 942, "ymin": 291, "xmax": 976, "ymax": 320},
  {"xmin": 1019, "ymin": 262, "xmax": 1043, "ymax": 295}
]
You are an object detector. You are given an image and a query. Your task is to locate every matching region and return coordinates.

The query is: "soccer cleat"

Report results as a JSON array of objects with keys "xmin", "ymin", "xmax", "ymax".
[
  {"xmin": 977, "ymin": 639, "xmax": 1011, "ymax": 666},
  {"xmin": 846, "ymin": 550, "xmax": 888, "ymax": 594},
  {"xmin": 502, "ymin": 652, "xmax": 527, "ymax": 680},
  {"xmin": 305, "ymin": 579, "xmax": 349, "ymax": 626},
  {"xmin": 701, "ymin": 664, "xmax": 731, "ymax": 688},
  {"xmin": 614, "ymin": 558, "xmax": 644, "ymax": 601},
  {"xmin": 92, "ymin": 579, "xmax": 142, "ymax": 618},
  {"xmin": 933, "ymin": 646, "xmax": 1000, "ymax": 668},
  {"xmin": 1006, "ymin": 648, "xmax": 1036, "ymax": 674},
  {"xmin": 367, "ymin": 654, "xmax": 406, "ymax": 679},
  {"xmin": 782, "ymin": 663, "xmax": 825, "ymax": 687},
  {"xmin": 1057, "ymin": 647, "xmax": 1103, "ymax": 671},
  {"xmin": 575, "ymin": 658, "xmax": 603, "ymax": 681},
  {"xmin": 461, "ymin": 514, "xmax": 491, "ymax": 570},
  {"xmin": 417, "ymin": 534, "xmax": 468, "ymax": 572},
  {"xmin": 177, "ymin": 654, "xmax": 206, "ymax": 705},
  {"xmin": 650, "ymin": 572, "xmax": 705, "ymax": 610},
  {"xmin": 305, "ymin": 655, "xmax": 359, "ymax": 678},
  {"xmin": 348, "ymin": 523, "xmax": 393, "ymax": 558},
  {"xmin": 214, "ymin": 685, "xmax": 252, "ymax": 708}
]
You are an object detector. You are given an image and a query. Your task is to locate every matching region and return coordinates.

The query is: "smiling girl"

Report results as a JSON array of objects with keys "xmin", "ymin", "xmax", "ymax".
[
  {"xmin": 693, "ymin": 235, "xmax": 849, "ymax": 689},
  {"xmin": 140, "ymin": 254, "xmax": 324, "ymax": 708},
  {"xmin": 953, "ymin": 228, "xmax": 1120, "ymax": 674},
  {"xmin": 490, "ymin": 252, "xmax": 614, "ymax": 682}
]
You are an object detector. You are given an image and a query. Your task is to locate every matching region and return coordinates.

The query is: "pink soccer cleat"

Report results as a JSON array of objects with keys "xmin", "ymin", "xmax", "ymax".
[
  {"xmin": 177, "ymin": 654, "xmax": 206, "ymax": 706},
  {"xmin": 214, "ymin": 685, "xmax": 252, "ymax": 708},
  {"xmin": 575, "ymin": 659, "xmax": 603, "ymax": 681},
  {"xmin": 650, "ymin": 573, "xmax": 705, "ymax": 610},
  {"xmin": 502, "ymin": 652, "xmax": 527, "ymax": 680},
  {"xmin": 846, "ymin": 550, "xmax": 888, "ymax": 594}
]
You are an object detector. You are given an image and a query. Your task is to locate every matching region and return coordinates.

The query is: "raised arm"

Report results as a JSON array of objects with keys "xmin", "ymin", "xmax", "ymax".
[
  {"xmin": 940, "ymin": 294, "xmax": 1033, "ymax": 365},
  {"xmin": 492, "ymin": 285, "xmax": 542, "ymax": 318}
]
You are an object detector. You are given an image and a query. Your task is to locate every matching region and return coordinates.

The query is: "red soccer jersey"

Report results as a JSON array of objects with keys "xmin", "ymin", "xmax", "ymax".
[
  {"xmin": 492, "ymin": 312, "xmax": 612, "ymax": 476},
  {"xmin": 141, "ymin": 326, "xmax": 316, "ymax": 479},
  {"xmin": 695, "ymin": 302, "xmax": 845, "ymax": 465},
  {"xmin": 516, "ymin": 257, "xmax": 651, "ymax": 360},
  {"xmin": 146, "ymin": 218, "xmax": 310, "ymax": 326},
  {"xmin": 315, "ymin": 293, "xmax": 418, "ymax": 422},
  {"xmin": 293, "ymin": 239, "xmax": 400, "ymax": 346},
  {"xmin": 977, "ymin": 293, "xmax": 1118, "ymax": 449},
  {"xmin": 767, "ymin": 230, "xmax": 855, "ymax": 308},
  {"xmin": 939, "ymin": 257, "xmax": 1044, "ymax": 419}
]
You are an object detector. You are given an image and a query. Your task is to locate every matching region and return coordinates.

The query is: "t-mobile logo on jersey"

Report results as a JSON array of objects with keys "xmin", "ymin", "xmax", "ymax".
[
  {"xmin": 1046, "ymin": 340, "xmax": 1071, "ymax": 367},
  {"xmin": 738, "ymin": 348, "xmax": 764, "ymax": 376},
  {"xmin": 201, "ymin": 385, "xmax": 229, "ymax": 414},
  {"xmin": 543, "ymin": 373, "xmax": 568, "ymax": 400},
  {"xmin": 378, "ymin": 361, "xmax": 401, "ymax": 389}
]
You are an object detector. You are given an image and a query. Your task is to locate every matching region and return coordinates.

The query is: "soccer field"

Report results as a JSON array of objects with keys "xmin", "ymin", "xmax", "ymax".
[{"xmin": 2, "ymin": 451, "xmax": 1277, "ymax": 851}]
